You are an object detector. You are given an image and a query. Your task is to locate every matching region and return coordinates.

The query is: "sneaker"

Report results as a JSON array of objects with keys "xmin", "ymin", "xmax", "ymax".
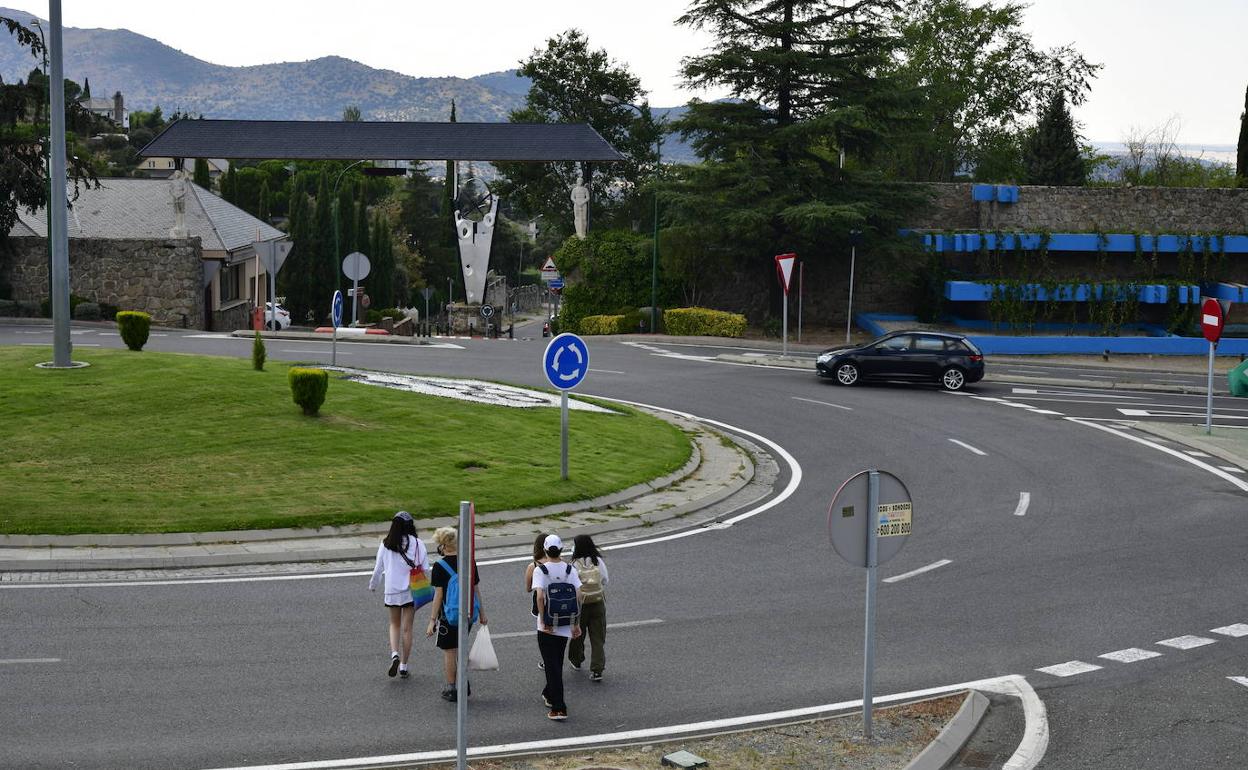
[
  {"xmin": 590, "ymin": 671, "xmax": 603, "ymax": 682},
  {"xmin": 570, "ymin": 661, "xmax": 582, "ymax": 671},
  {"xmin": 399, "ymin": 669, "xmax": 410, "ymax": 680},
  {"xmin": 387, "ymin": 654, "xmax": 400, "ymax": 678},
  {"xmin": 538, "ymin": 660, "xmax": 545, "ymax": 670},
  {"xmin": 441, "ymin": 686, "xmax": 457, "ymax": 702},
  {"xmin": 547, "ymin": 709, "xmax": 567, "ymax": 721},
  {"xmin": 542, "ymin": 694, "xmax": 552, "ymax": 708}
]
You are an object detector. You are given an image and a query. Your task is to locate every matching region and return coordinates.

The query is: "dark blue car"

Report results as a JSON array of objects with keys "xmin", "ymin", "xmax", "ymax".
[{"xmin": 815, "ymin": 331, "xmax": 985, "ymax": 391}]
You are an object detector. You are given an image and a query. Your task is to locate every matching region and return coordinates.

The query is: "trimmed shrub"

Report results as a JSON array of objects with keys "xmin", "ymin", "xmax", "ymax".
[
  {"xmin": 0, "ymin": 299, "xmax": 16, "ymax": 317},
  {"xmin": 73, "ymin": 302, "xmax": 102, "ymax": 321},
  {"xmin": 366, "ymin": 307, "xmax": 409, "ymax": 324},
  {"xmin": 41, "ymin": 294, "xmax": 90, "ymax": 318},
  {"xmin": 252, "ymin": 331, "xmax": 266, "ymax": 371},
  {"xmin": 288, "ymin": 367, "xmax": 328, "ymax": 416},
  {"xmin": 663, "ymin": 307, "xmax": 747, "ymax": 338},
  {"xmin": 115, "ymin": 311, "xmax": 151, "ymax": 351},
  {"xmin": 579, "ymin": 314, "xmax": 626, "ymax": 335}
]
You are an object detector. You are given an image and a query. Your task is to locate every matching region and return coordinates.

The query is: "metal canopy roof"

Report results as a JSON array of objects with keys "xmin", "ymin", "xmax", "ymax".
[{"xmin": 138, "ymin": 119, "xmax": 625, "ymax": 162}]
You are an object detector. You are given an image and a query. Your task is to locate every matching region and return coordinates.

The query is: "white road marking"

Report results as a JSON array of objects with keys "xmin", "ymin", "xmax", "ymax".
[
  {"xmin": 883, "ymin": 559, "xmax": 952, "ymax": 584},
  {"xmin": 948, "ymin": 438, "xmax": 987, "ymax": 456},
  {"xmin": 589, "ymin": 368, "xmax": 625, "ymax": 374},
  {"xmin": 1229, "ymin": 676, "xmax": 1248, "ymax": 688},
  {"xmin": 1211, "ymin": 624, "xmax": 1248, "ymax": 638},
  {"xmin": 1029, "ymin": 409, "xmax": 1064, "ymax": 415},
  {"xmin": 490, "ymin": 618, "xmax": 662, "ymax": 640},
  {"xmin": 1011, "ymin": 388, "xmax": 1039, "ymax": 394},
  {"xmin": 200, "ymin": 674, "xmax": 1048, "ymax": 770},
  {"xmin": 1098, "ymin": 648, "xmax": 1162, "ymax": 663},
  {"xmin": 20, "ymin": 342, "xmax": 99, "ymax": 347},
  {"xmin": 1157, "ymin": 635, "xmax": 1217, "ymax": 650},
  {"xmin": 280, "ymin": 349, "xmax": 352, "ymax": 355},
  {"xmin": 1219, "ymin": 466, "xmax": 1245, "ymax": 474},
  {"xmin": 1011, "ymin": 388, "xmax": 1144, "ymax": 400},
  {"xmin": 791, "ymin": 396, "xmax": 853, "ymax": 411},
  {"xmin": 1036, "ymin": 661, "xmax": 1102, "ymax": 677},
  {"xmin": 1065, "ymin": 418, "xmax": 1248, "ymax": 493},
  {"xmin": 1013, "ymin": 492, "xmax": 1031, "ymax": 516},
  {"xmin": 0, "ymin": 658, "xmax": 61, "ymax": 664},
  {"xmin": 1117, "ymin": 408, "xmax": 1248, "ymax": 421},
  {"xmin": 1183, "ymin": 450, "xmax": 1212, "ymax": 457},
  {"xmin": 184, "ymin": 334, "xmax": 234, "ymax": 339}
]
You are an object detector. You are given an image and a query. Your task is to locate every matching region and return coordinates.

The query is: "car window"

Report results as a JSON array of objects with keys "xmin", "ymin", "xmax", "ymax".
[
  {"xmin": 913, "ymin": 336, "xmax": 945, "ymax": 352},
  {"xmin": 879, "ymin": 335, "xmax": 913, "ymax": 352}
]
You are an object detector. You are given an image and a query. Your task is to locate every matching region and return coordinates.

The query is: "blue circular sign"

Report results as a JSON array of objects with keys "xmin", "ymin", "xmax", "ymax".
[
  {"xmin": 543, "ymin": 333, "xmax": 589, "ymax": 390},
  {"xmin": 331, "ymin": 290, "xmax": 344, "ymax": 328}
]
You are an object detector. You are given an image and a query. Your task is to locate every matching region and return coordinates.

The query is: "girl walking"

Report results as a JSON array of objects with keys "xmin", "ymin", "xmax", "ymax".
[
  {"xmin": 567, "ymin": 534, "xmax": 609, "ymax": 682},
  {"xmin": 532, "ymin": 534, "xmax": 581, "ymax": 720},
  {"xmin": 368, "ymin": 511, "xmax": 429, "ymax": 679},
  {"xmin": 427, "ymin": 526, "xmax": 487, "ymax": 702},
  {"xmin": 524, "ymin": 533, "xmax": 549, "ymax": 670}
]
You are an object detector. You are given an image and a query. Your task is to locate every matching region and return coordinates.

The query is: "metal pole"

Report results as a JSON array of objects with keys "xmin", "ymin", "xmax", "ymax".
[
  {"xmin": 782, "ymin": 292, "xmax": 788, "ymax": 357},
  {"xmin": 351, "ymin": 276, "xmax": 359, "ymax": 326},
  {"xmin": 48, "ymin": 0, "xmax": 71, "ymax": 367},
  {"xmin": 798, "ymin": 262, "xmax": 804, "ymax": 343},
  {"xmin": 846, "ymin": 244, "xmax": 857, "ymax": 345},
  {"xmin": 331, "ymin": 325, "xmax": 337, "ymax": 367},
  {"xmin": 269, "ymin": 270, "xmax": 276, "ymax": 332},
  {"xmin": 863, "ymin": 469, "xmax": 879, "ymax": 740},
  {"xmin": 1206, "ymin": 341, "xmax": 1216, "ymax": 435},
  {"xmin": 650, "ymin": 133, "xmax": 661, "ymax": 334},
  {"xmin": 456, "ymin": 500, "xmax": 472, "ymax": 770},
  {"xmin": 560, "ymin": 390, "xmax": 569, "ymax": 480}
]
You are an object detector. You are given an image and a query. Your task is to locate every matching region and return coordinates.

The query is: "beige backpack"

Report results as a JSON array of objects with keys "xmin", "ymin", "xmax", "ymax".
[{"xmin": 575, "ymin": 557, "xmax": 604, "ymax": 604}]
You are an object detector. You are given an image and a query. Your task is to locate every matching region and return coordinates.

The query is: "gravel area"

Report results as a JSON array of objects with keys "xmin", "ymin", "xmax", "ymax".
[{"xmin": 426, "ymin": 694, "xmax": 964, "ymax": 770}]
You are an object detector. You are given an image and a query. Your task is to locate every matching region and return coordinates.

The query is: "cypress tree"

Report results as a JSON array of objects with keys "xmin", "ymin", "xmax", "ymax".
[
  {"xmin": 222, "ymin": 165, "xmax": 238, "ymax": 204},
  {"xmin": 1236, "ymin": 84, "xmax": 1248, "ymax": 186},
  {"xmin": 370, "ymin": 212, "xmax": 395, "ymax": 308},
  {"xmin": 312, "ymin": 172, "xmax": 336, "ymax": 315},
  {"xmin": 280, "ymin": 174, "xmax": 311, "ymax": 321},
  {"xmin": 354, "ymin": 197, "xmax": 369, "ymax": 254},
  {"xmin": 193, "ymin": 157, "xmax": 210, "ymax": 189},
  {"xmin": 82, "ymin": 76, "xmax": 90, "ymax": 99},
  {"xmin": 258, "ymin": 177, "xmax": 270, "ymax": 221},
  {"xmin": 1023, "ymin": 92, "xmax": 1086, "ymax": 186}
]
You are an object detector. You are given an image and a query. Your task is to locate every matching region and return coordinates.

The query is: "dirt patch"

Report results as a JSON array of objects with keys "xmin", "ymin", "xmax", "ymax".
[{"xmin": 427, "ymin": 694, "xmax": 964, "ymax": 770}]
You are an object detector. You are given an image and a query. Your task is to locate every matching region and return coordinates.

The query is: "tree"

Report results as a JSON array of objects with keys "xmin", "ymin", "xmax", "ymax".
[
  {"xmin": 1237, "ymin": 84, "xmax": 1248, "ymax": 186},
  {"xmin": 881, "ymin": 0, "xmax": 1100, "ymax": 182},
  {"xmin": 494, "ymin": 29, "xmax": 660, "ymax": 236},
  {"xmin": 369, "ymin": 211, "xmax": 396, "ymax": 308},
  {"xmin": 1023, "ymin": 92, "xmax": 1085, "ymax": 186},
  {"xmin": 193, "ymin": 157, "xmax": 210, "ymax": 188},
  {"xmin": 342, "ymin": 105, "xmax": 361, "ymax": 122},
  {"xmin": 81, "ymin": 76, "xmax": 89, "ymax": 99}
]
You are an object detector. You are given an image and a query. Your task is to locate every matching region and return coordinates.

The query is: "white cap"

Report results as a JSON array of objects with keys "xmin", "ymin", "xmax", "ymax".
[{"xmin": 543, "ymin": 534, "xmax": 562, "ymax": 551}]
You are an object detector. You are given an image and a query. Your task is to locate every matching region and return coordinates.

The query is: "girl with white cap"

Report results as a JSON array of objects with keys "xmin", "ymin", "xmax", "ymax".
[{"xmin": 531, "ymin": 533, "xmax": 582, "ymax": 720}]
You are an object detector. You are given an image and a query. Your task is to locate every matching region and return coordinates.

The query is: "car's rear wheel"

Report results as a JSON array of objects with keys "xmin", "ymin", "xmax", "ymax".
[
  {"xmin": 941, "ymin": 366, "xmax": 966, "ymax": 391},
  {"xmin": 835, "ymin": 362, "xmax": 860, "ymax": 386}
]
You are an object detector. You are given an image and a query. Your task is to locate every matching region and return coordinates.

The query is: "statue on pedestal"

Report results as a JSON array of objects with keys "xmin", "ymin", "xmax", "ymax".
[
  {"xmin": 169, "ymin": 169, "xmax": 189, "ymax": 238},
  {"xmin": 571, "ymin": 173, "xmax": 589, "ymax": 239}
]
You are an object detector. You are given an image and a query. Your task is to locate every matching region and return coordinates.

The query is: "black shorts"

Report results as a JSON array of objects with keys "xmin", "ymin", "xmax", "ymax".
[{"xmin": 435, "ymin": 617, "xmax": 473, "ymax": 650}]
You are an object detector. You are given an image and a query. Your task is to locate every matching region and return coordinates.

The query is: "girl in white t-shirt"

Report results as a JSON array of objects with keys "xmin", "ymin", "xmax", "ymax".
[
  {"xmin": 368, "ymin": 511, "xmax": 429, "ymax": 679},
  {"xmin": 532, "ymin": 534, "xmax": 581, "ymax": 720}
]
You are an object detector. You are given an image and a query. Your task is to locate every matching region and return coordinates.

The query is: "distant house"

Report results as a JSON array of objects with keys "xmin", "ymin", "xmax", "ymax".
[
  {"xmin": 139, "ymin": 157, "xmax": 229, "ymax": 180},
  {"xmin": 9, "ymin": 178, "xmax": 286, "ymax": 330},
  {"xmin": 79, "ymin": 90, "xmax": 126, "ymax": 126}
]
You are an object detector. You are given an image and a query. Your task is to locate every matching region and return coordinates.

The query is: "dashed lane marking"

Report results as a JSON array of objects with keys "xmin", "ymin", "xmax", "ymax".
[
  {"xmin": 589, "ymin": 368, "xmax": 626, "ymax": 374},
  {"xmin": 20, "ymin": 342, "xmax": 99, "ymax": 347},
  {"xmin": 1219, "ymin": 466, "xmax": 1245, "ymax": 474},
  {"xmin": 1013, "ymin": 492, "xmax": 1031, "ymax": 516},
  {"xmin": 1036, "ymin": 661, "xmax": 1102, "ymax": 677},
  {"xmin": 883, "ymin": 559, "xmax": 952, "ymax": 584},
  {"xmin": 1184, "ymin": 450, "xmax": 1212, "ymax": 457},
  {"xmin": 0, "ymin": 658, "xmax": 61, "ymax": 664},
  {"xmin": 490, "ymin": 618, "xmax": 662, "ymax": 640},
  {"xmin": 1211, "ymin": 624, "xmax": 1248, "ymax": 638},
  {"xmin": 791, "ymin": 396, "xmax": 853, "ymax": 411},
  {"xmin": 1229, "ymin": 677, "xmax": 1248, "ymax": 688},
  {"xmin": 948, "ymin": 438, "xmax": 987, "ymax": 456},
  {"xmin": 1157, "ymin": 635, "xmax": 1217, "ymax": 650},
  {"xmin": 1098, "ymin": 648, "xmax": 1162, "ymax": 663}
]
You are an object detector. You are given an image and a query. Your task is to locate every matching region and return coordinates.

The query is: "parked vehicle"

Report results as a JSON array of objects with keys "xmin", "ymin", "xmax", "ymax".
[
  {"xmin": 815, "ymin": 331, "xmax": 984, "ymax": 391},
  {"xmin": 264, "ymin": 302, "xmax": 292, "ymax": 331}
]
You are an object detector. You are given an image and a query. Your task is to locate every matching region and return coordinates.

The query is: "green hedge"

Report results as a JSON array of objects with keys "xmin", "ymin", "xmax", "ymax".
[
  {"xmin": 579, "ymin": 314, "xmax": 627, "ymax": 335},
  {"xmin": 288, "ymin": 367, "xmax": 328, "ymax": 416},
  {"xmin": 365, "ymin": 307, "xmax": 408, "ymax": 324},
  {"xmin": 115, "ymin": 311, "xmax": 151, "ymax": 351},
  {"xmin": 663, "ymin": 307, "xmax": 747, "ymax": 338}
]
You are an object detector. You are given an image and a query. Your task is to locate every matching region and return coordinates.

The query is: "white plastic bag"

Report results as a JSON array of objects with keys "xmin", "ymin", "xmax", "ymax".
[{"xmin": 468, "ymin": 624, "xmax": 499, "ymax": 671}]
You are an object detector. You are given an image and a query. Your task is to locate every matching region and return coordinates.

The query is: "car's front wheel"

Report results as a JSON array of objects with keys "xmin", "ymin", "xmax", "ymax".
[
  {"xmin": 835, "ymin": 362, "xmax": 860, "ymax": 386},
  {"xmin": 940, "ymin": 366, "xmax": 966, "ymax": 391}
]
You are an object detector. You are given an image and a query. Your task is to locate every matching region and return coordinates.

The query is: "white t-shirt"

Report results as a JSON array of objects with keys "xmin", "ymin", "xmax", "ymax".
[
  {"xmin": 368, "ymin": 536, "xmax": 429, "ymax": 606},
  {"xmin": 531, "ymin": 560, "xmax": 581, "ymax": 638}
]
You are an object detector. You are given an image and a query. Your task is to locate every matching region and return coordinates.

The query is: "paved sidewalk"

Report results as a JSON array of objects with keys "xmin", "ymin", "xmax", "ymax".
[
  {"xmin": 0, "ymin": 410, "xmax": 777, "ymax": 576},
  {"xmin": 1132, "ymin": 422, "xmax": 1248, "ymax": 469}
]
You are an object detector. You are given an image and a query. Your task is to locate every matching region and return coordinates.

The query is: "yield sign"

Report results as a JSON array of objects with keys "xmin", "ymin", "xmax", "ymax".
[
  {"xmin": 255, "ymin": 240, "xmax": 293, "ymax": 274},
  {"xmin": 1201, "ymin": 297, "xmax": 1225, "ymax": 344},
  {"xmin": 775, "ymin": 253, "xmax": 797, "ymax": 295}
]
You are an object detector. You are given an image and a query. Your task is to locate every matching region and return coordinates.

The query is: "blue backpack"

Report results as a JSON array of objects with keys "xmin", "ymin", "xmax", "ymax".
[
  {"xmin": 539, "ymin": 563, "xmax": 579, "ymax": 627},
  {"xmin": 439, "ymin": 559, "xmax": 479, "ymax": 625}
]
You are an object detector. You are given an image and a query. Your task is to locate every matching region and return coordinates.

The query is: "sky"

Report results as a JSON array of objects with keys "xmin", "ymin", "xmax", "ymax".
[{"xmin": 39, "ymin": 0, "xmax": 1248, "ymax": 147}]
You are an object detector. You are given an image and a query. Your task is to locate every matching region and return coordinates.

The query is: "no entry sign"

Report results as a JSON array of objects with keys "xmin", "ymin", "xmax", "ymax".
[{"xmin": 1202, "ymin": 297, "xmax": 1225, "ymax": 344}]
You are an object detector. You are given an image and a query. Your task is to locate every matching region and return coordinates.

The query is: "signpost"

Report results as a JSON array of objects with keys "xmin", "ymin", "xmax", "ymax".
[
  {"xmin": 847, "ymin": 231, "xmax": 863, "ymax": 344},
  {"xmin": 540, "ymin": 256, "xmax": 559, "ymax": 283},
  {"xmin": 1201, "ymin": 297, "xmax": 1227, "ymax": 435},
  {"xmin": 455, "ymin": 499, "xmax": 476, "ymax": 770},
  {"xmin": 255, "ymin": 240, "xmax": 293, "ymax": 330},
  {"xmin": 775, "ymin": 253, "xmax": 796, "ymax": 356},
  {"xmin": 342, "ymin": 252, "xmax": 371, "ymax": 326},
  {"xmin": 331, "ymin": 290, "xmax": 343, "ymax": 366},
  {"xmin": 827, "ymin": 469, "xmax": 913, "ymax": 740},
  {"xmin": 542, "ymin": 333, "xmax": 589, "ymax": 480},
  {"xmin": 420, "ymin": 286, "xmax": 435, "ymax": 333}
]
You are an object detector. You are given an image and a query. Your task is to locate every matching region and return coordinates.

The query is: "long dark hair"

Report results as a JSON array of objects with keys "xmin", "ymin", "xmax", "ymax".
[
  {"xmin": 383, "ymin": 514, "xmax": 417, "ymax": 553},
  {"xmin": 571, "ymin": 534, "xmax": 601, "ymax": 565},
  {"xmin": 531, "ymin": 533, "xmax": 548, "ymax": 564}
]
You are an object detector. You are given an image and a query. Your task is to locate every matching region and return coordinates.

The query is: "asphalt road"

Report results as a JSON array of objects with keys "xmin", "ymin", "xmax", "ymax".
[{"xmin": 3, "ymin": 323, "xmax": 1247, "ymax": 769}]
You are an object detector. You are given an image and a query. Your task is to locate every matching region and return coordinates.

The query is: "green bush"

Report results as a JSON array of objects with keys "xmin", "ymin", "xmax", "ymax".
[
  {"xmin": 41, "ymin": 294, "xmax": 90, "ymax": 318},
  {"xmin": 73, "ymin": 302, "xmax": 102, "ymax": 321},
  {"xmin": 0, "ymin": 299, "xmax": 16, "ymax": 317},
  {"xmin": 115, "ymin": 311, "xmax": 151, "ymax": 351},
  {"xmin": 663, "ymin": 307, "xmax": 747, "ymax": 338},
  {"xmin": 365, "ymin": 307, "xmax": 408, "ymax": 324},
  {"xmin": 579, "ymin": 314, "xmax": 626, "ymax": 335},
  {"xmin": 288, "ymin": 367, "xmax": 328, "ymax": 416},
  {"xmin": 252, "ymin": 331, "xmax": 266, "ymax": 371}
]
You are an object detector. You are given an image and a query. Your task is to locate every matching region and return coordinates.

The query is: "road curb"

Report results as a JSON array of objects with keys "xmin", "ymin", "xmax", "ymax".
[
  {"xmin": 903, "ymin": 690, "xmax": 989, "ymax": 770},
  {"xmin": 1132, "ymin": 422, "xmax": 1248, "ymax": 469}
]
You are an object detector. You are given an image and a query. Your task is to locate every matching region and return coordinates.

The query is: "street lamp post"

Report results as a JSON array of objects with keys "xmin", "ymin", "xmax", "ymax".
[{"xmin": 601, "ymin": 94, "xmax": 663, "ymax": 334}]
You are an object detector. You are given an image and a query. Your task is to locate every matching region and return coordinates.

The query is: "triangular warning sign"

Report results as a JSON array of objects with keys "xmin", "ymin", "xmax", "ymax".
[
  {"xmin": 775, "ymin": 253, "xmax": 797, "ymax": 294},
  {"xmin": 541, "ymin": 256, "xmax": 558, "ymax": 272}
]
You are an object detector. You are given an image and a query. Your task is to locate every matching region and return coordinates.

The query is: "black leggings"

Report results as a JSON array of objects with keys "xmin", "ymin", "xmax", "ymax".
[{"xmin": 537, "ymin": 631, "xmax": 569, "ymax": 711}]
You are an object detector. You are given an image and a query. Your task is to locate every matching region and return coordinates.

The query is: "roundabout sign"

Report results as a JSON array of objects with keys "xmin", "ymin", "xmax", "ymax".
[{"xmin": 542, "ymin": 333, "xmax": 589, "ymax": 479}]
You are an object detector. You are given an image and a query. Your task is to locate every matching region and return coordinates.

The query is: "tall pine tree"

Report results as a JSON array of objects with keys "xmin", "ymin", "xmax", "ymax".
[
  {"xmin": 1022, "ymin": 91, "xmax": 1085, "ymax": 186},
  {"xmin": 193, "ymin": 157, "xmax": 210, "ymax": 189},
  {"xmin": 312, "ymin": 172, "xmax": 337, "ymax": 318},
  {"xmin": 1236, "ymin": 83, "xmax": 1248, "ymax": 187}
]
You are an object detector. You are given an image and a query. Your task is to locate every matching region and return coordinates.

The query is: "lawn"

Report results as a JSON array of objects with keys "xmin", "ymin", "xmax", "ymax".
[{"xmin": 0, "ymin": 347, "xmax": 691, "ymax": 535}]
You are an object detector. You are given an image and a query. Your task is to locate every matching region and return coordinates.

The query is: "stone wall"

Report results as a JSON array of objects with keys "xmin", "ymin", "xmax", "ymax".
[{"xmin": 2, "ymin": 236, "xmax": 204, "ymax": 328}]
